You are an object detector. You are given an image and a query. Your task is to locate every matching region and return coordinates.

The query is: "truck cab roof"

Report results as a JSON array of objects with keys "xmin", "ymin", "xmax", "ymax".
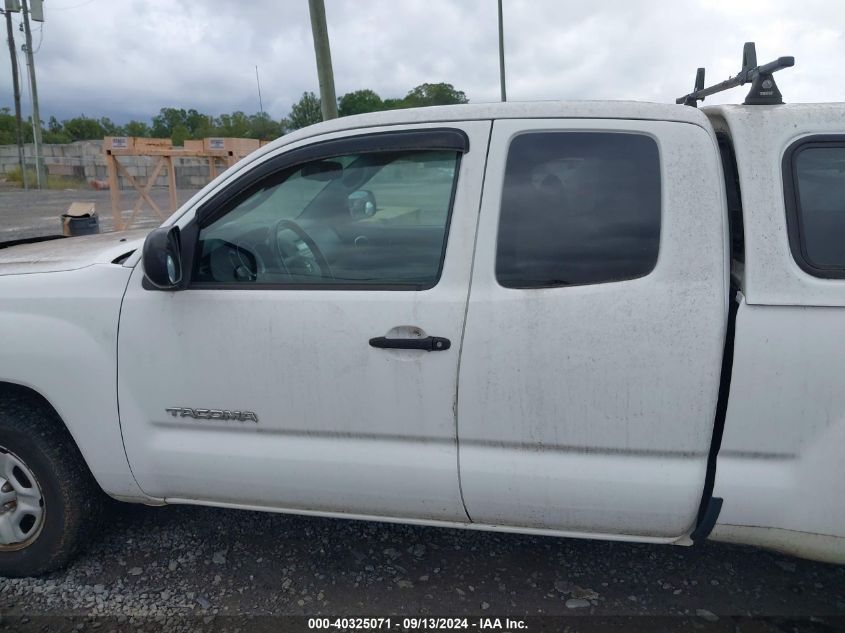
[{"xmin": 270, "ymin": 100, "xmax": 713, "ymax": 149}]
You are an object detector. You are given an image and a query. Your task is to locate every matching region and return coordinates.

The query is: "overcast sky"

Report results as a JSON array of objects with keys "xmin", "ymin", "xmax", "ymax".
[{"xmin": 1, "ymin": 0, "xmax": 843, "ymax": 124}]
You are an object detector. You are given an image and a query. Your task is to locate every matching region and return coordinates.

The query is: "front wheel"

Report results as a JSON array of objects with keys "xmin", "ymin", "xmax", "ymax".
[{"xmin": 0, "ymin": 395, "xmax": 103, "ymax": 577}]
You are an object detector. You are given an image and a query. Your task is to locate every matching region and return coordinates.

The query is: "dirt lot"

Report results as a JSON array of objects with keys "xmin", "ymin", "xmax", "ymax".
[
  {"xmin": 1, "ymin": 504, "xmax": 843, "ymax": 632},
  {"xmin": 0, "ymin": 187, "xmax": 843, "ymax": 632}
]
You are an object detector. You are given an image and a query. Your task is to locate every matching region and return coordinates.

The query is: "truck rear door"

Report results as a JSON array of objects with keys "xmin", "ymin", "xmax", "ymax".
[{"xmin": 457, "ymin": 118, "xmax": 728, "ymax": 539}]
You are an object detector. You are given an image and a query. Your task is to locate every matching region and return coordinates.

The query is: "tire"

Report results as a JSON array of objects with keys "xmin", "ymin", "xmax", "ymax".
[{"xmin": 0, "ymin": 392, "xmax": 104, "ymax": 577}]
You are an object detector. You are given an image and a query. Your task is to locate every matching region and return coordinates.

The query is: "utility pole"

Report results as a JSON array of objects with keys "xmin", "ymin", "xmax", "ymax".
[
  {"xmin": 307, "ymin": 0, "xmax": 337, "ymax": 120},
  {"xmin": 3, "ymin": 8, "xmax": 28, "ymax": 188},
  {"xmin": 255, "ymin": 65, "xmax": 264, "ymax": 114},
  {"xmin": 497, "ymin": 0, "xmax": 507, "ymax": 102},
  {"xmin": 20, "ymin": 0, "xmax": 44, "ymax": 188}
]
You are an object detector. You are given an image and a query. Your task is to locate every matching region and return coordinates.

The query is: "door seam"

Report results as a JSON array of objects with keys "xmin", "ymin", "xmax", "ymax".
[{"xmin": 454, "ymin": 120, "xmax": 495, "ymax": 524}]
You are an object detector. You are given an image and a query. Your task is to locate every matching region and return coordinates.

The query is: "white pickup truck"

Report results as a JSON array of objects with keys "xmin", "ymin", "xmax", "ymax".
[{"xmin": 1, "ymin": 46, "xmax": 843, "ymax": 576}]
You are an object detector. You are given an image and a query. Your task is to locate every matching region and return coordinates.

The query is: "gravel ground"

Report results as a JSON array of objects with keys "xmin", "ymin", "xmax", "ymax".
[
  {"xmin": 1, "ymin": 503, "xmax": 843, "ymax": 632},
  {"xmin": 1, "ymin": 187, "xmax": 844, "ymax": 632}
]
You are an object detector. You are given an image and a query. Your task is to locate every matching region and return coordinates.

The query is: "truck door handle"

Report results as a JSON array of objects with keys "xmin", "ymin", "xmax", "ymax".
[{"xmin": 369, "ymin": 336, "xmax": 451, "ymax": 351}]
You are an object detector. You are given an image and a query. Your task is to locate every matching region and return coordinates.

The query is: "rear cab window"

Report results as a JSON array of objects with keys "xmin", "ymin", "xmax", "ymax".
[
  {"xmin": 783, "ymin": 136, "xmax": 845, "ymax": 277},
  {"xmin": 495, "ymin": 132, "xmax": 661, "ymax": 288}
]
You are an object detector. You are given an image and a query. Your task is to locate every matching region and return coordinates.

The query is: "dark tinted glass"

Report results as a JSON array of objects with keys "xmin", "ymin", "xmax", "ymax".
[
  {"xmin": 793, "ymin": 146, "xmax": 845, "ymax": 269},
  {"xmin": 496, "ymin": 132, "xmax": 661, "ymax": 288}
]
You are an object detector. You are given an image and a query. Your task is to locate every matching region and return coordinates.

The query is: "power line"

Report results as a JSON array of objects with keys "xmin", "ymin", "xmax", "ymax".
[
  {"xmin": 255, "ymin": 65, "xmax": 264, "ymax": 114},
  {"xmin": 32, "ymin": 20, "xmax": 42, "ymax": 53}
]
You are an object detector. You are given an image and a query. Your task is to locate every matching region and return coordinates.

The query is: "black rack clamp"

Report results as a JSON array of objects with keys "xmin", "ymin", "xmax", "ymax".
[{"xmin": 677, "ymin": 42, "xmax": 795, "ymax": 107}]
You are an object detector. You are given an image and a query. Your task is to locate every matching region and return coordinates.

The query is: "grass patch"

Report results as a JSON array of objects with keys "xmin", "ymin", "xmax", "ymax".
[{"xmin": 4, "ymin": 166, "xmax": 87, "ymax": 190}]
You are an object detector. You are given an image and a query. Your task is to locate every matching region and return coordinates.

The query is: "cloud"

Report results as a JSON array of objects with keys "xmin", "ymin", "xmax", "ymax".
[{"xmin": 0, "ymin": 0, "xmax": 842, "ymax": 124}]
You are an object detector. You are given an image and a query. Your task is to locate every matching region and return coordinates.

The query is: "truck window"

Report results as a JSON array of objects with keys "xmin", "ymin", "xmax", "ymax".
[
  {"xmin": 193, "ymin": 149, "xmax": 461, "ymax": 289},
  {"xmin": 784, "ymin": 137, "xmax": 845, "ymax": 277},
  {"xmin": 495, "ymin": 132, "xmax": 660, "ymax": 289}
]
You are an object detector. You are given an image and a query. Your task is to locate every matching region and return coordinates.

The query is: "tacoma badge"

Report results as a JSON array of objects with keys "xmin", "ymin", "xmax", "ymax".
[{"xmin": 165, "ymin": 407, "xmax": 258, "ymax": 423}]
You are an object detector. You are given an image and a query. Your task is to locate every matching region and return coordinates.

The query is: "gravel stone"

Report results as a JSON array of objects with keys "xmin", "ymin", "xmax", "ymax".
[
  {"xmin": 409, "ymin": 544, "xmax": 426, "ymax": 558},
  {"xmin": 554, "ymin": 580, "xmax": 571, "ymax": 593},
  {"xmin": 696, "ymin": 609, "xmax": 719, "ymax": 622},
  {"xmin": 775, "ymin": 560, "xmax": 797, "ymax": 572},
  {"xmin": 212, "ymin": 549, "xmax": 228, "ymax": 565},
  {"xmin": 565, "ymin": 598, "xmax": 591, "ymax": 609}
]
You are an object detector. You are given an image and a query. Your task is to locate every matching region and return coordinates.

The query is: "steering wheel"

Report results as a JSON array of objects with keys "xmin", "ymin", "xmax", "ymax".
[{"xmin": 272, "ymin": 218, "xmax": 334, "ymax": 281}]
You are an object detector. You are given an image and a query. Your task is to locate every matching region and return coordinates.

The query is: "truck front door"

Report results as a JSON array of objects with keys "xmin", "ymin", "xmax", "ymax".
[{"xmin": 118, "ymin": 122, "xmax": 490, "ymax": 521}]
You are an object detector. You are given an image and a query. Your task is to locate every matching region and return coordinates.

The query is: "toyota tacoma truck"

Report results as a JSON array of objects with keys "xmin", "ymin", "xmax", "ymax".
[{"xmin": 1, "ymin": 44, "xmax": 843, "ymax": 576}]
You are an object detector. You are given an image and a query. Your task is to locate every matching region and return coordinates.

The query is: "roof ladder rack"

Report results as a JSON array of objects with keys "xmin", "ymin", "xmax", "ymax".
[{"xmin": 677, "ymin": 42, "xmax": 795, "ymax": 107}]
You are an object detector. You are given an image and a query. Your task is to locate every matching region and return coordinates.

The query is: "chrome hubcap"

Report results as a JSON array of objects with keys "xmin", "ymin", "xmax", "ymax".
[{"xmin": 0, "ymin": 447, "xmax": 45, "ymax": 549}]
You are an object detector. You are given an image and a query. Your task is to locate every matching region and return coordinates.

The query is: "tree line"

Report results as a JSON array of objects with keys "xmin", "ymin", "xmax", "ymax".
[{"xmin": 0, "ymin": 82, "xmax": 468, "ymax": 146}]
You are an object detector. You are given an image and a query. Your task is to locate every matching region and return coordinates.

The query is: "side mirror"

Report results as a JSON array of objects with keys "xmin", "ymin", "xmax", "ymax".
[
  {"xmin": 142, "ymin": 226, "xmax": 183, "ymax": 290},
  {"xmin": 347, "ymin": 190, "xmax": 377, "ymax": 220}
]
